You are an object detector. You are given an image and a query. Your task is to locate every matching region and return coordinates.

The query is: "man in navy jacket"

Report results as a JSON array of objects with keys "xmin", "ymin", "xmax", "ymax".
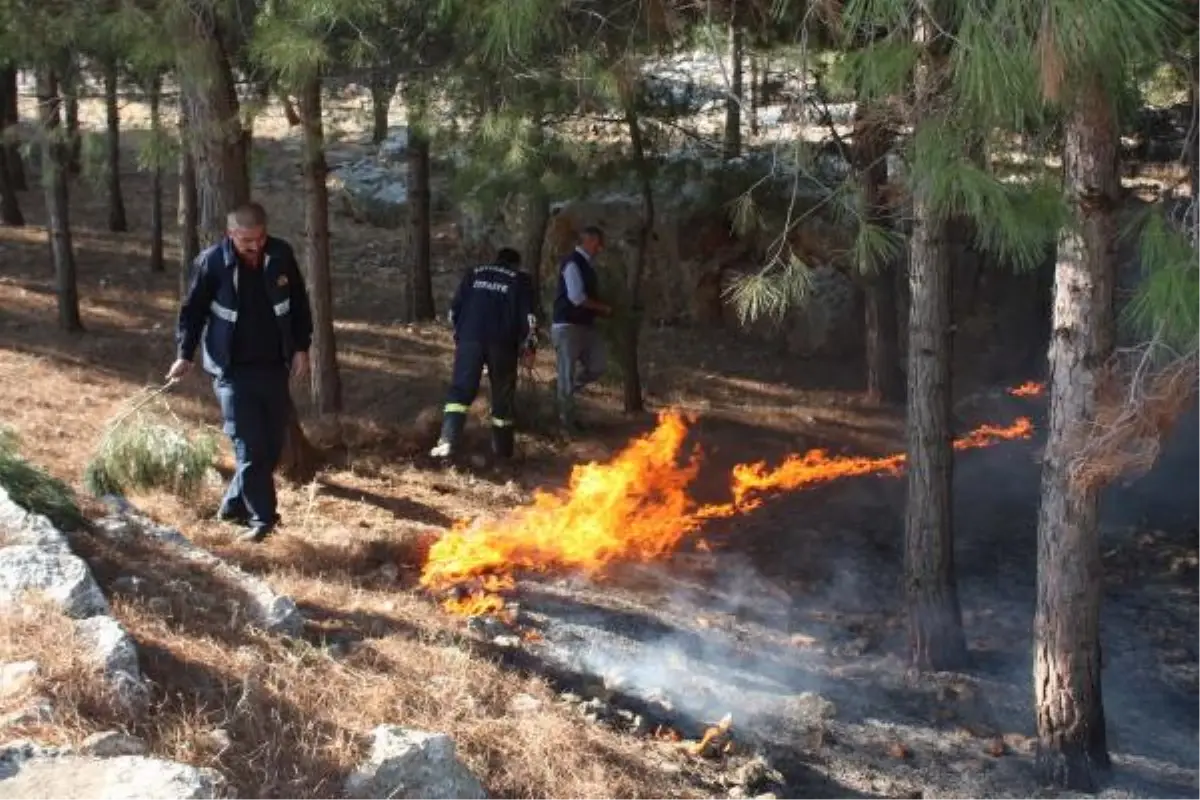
[{"xmin": 168, "ymin": 202, "xmax": 313, "ymax": 542}]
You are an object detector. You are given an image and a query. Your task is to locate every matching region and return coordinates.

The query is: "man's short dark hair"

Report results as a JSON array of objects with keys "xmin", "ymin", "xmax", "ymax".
[
  {"xmin": 495, "ymin": 247, "xmax": 521, "ymax": 266},
  {"xmin": 580, "ymin": 225, "xmax": 604, "ymax": 243},
  {"xmin": 228, "ymin": 202, "xmax": 268, "ymax": 229}
]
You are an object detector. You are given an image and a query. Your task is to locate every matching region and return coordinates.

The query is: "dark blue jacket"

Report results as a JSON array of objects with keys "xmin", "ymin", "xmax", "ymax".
[
  {"xmin": 176, "ymin": 236, "xmax": 314, "ymax": 376},
  {"xmin": 552, "ymin": 250, "xmax": 599, "ymax": 326},
  {"xmin": 449, "ymin": 262, "xmax": 534, "ymax": 348}
]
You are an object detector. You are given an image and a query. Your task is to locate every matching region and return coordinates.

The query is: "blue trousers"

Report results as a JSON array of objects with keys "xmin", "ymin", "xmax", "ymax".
[
  {"xmin": 440, "ymin": 340, "xmax": 519, "ymax": 456},
  {"xmin": 212, "ymin": 365, "xmax": 289, "ymax": 527}
]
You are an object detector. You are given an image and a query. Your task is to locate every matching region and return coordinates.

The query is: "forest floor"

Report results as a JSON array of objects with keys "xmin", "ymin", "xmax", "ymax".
[{"xmin": 0, "ymin": 91, "xmax": 1196, "ymax": 799}]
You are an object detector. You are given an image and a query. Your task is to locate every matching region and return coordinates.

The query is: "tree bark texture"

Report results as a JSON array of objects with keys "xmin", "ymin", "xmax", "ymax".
[
  {"xmin": 0, "ymin": 145, "xmax": 22, "ymax": 226},
  {"xmin": 1033, "ymin": 75, "xmax": 1118, "ymax": 793},
  {"xmin": 621, "ymin": 97, "xmax": 652, "ymax": 414},
  {"xmin": 149, "ymin": 75, "xmax": 165, "ymax": 272},
  {"xmin": 405, "ymin": 87, "xmax": 435, "ymax": 321},
  {"xmin": 723, "ymin": 17, "xmax": 743, "ymax": 160},
  {"xmin": 299, "ymin": 76, "xmax": 343, "ymax": 416},
  {"xmin": 903, "ymin": 7, "xmax": 966, "ymax": 672},
  {"xmin": 748, "ymin": 53, "xmax": 759, "ymax": 137},
  {"xmin": 853, "ymin": 104, "xmax": 902, "ymax": 405},
  {"xmin": 104, "ymin": 61, "xmax": 128, "ymax": 233},
  {"xmin": 177, "ymin": 101, "xmax": 200, "ymax": 295},
  {"xmin": 37, "ymin": 69, "xmax": 82, "ymax": 332},
  {"xmin": 1, "ymin": 66, "xmax": 26, "ymax": 191},
  {"xmin": 176, "ymin": 12, "xmax": 251, "ymax": 244}
]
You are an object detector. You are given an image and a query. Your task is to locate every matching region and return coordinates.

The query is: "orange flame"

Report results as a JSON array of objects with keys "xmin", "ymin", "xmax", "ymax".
[
  {"xmin": 419, "ymin": 409, "xmax": 1035, "ymax": 611},
  {"xmin": 1009, "ymin": 381, "xmax": 1044, "ymax": 398}
]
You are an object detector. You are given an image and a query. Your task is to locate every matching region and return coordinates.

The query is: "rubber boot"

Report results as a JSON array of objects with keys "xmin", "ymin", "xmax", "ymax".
[
  {"xmin": 431, "ymin": 412, "xmax": 466, "ymax": 458},
  {"xmin": 491, "ymin": 425, "xmax": 515, "ymax": 459}
]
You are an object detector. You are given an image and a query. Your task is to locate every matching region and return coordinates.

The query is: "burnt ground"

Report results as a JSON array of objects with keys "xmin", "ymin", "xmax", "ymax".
[{"xmin": 0, "ymin": 89, "xmax": 1196, "ymax": 798}]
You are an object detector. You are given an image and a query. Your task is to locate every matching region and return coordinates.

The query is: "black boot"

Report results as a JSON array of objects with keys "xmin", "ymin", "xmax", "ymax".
[
  {"xmin": 491, "ymin": 425, "xmax": 515, "ymax": 459},
  {"xmin": 431, "ymin": 412, "xmax": 466, "ymax": 458}
]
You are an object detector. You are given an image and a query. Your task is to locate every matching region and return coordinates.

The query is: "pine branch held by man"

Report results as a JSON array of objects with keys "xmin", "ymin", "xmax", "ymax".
[{"xmin": 168, "ymin": 202, "xmax": 314, "ymax": 544}]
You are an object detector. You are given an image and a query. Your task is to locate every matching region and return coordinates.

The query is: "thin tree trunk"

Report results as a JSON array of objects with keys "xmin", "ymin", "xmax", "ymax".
[
  {"xmin": 281, "ymin": 92, "xmax": 301, "ymax": 126},
  {"xmin": 1034, "ymin": 75, "xmax": 1118, "ymax": 793},
  {"xmin": 522, "ymin": 120, "xmax": 550, "ymax": 322},
  {"xmin": 723, "ymin": 17, "xmax": 743, "ymax": 160},
  {"xmin": 177, "ymin": 101, "xmax": 200, "ymax": 294},
  {"xmin": 405, "ymin": 85, "xmax": 434, "ymax": 321},
  {"xmin": 904, "ymin": 7, "xmax": 966, "ymax": 672},
  {"xmin": 369, "ymin": 72, "xmax": 395, "ymax": 145},
  {"xmin": 104, "ymin": 60, "xmax": 128, "ymax": 232},
  {"xmin": 62, "ymin": 62, "xmax": 82, "ymax": 176},
  {"xmin": 748, "ymin": 53, "xmax": 759, "ymax": 137},
  {"xmin": 37, "ymin": 69, "xmax": 82, "ymax": 332},
  {"xmin": 299, "ymin": 75, "xmax": 342, "ymax": 416},
  {"xmin": 0, "ymin": 153, "xmax": 23, "ymax": 226},
  {"xmin": 621, "ymin": 97, "xmax": 652, "ymax": 413},
  {"xmin": 149, "ymin": 75, "xmax": 164, "ymax": 272},
  {"xmin": 1, "ymin": 66, "xmax": 26, "ymax": 191},
  {"xmin": 854, "ymin": 104, "xmax": 902, "ymax": 404}
]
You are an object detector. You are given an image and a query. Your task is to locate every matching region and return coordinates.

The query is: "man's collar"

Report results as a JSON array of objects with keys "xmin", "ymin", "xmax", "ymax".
[{"xmin": 574, "ymin": 245, "xmax": 592, "ymax": 264}]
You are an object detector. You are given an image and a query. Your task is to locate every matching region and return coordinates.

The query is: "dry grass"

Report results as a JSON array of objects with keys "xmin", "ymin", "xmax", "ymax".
[
  {"xmin": 0, "ymin": 88, "xmax": 911, "ymax": 797},
  {"xmin": 0, "ymin": 600, "xmax": 132, "ymax": 744}
]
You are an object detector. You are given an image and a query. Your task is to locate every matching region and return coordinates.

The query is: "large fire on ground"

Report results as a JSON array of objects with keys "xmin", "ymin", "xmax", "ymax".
[{"xmin": 419, "ymin": 410, "xmax": 1035, "ymax": 616}]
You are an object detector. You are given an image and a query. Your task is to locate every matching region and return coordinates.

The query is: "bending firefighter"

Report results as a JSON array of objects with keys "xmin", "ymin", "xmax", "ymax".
[{"xmin": 431, "ymin": 248, "xmax": 537, "ymax": 460}]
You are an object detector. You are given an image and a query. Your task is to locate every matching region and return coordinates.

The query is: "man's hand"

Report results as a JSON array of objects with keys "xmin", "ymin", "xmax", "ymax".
[
  {"xmin": 291, "ymin": 351, "xmax": 310, "ymax": 380},
  {"xmin": 166, "ymin": 358, "xmax": 192, "ymax": 382}
]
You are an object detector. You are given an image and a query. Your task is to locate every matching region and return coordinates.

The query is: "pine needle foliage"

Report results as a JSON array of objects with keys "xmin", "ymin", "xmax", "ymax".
[{"xmin": 0, "ymin": 428, "xmax": 84, "ymax": 531}]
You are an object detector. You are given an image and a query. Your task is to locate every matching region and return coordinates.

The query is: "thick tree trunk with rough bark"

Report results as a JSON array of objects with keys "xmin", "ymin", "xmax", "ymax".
[
  {"xmin": 903, "ymin": 8, "xmax": 966, "ymax": 672},
  {"xmin": 621, "ymin": 98, "xmax": 651, "ymax": 414},
  {"xmin": 853, "ymin": 105, "xmax": 902, "ymax": 405},
  {"xmin": 148, "ymin": 76, "xmax": 164, "ymax": 272},
  {"xmin": 0, "ymin": 148, "xmax": 22, "ymax": 226},
  {"xmin": 300, "ymin": 76, "xmax": 342, "ymax": 417},
  {"xmin": 405, "ymin": 87, "xmax": 435, "ymax": 321},
  {"xmin": 37, "ymin": 69, "xmax": 82, "ymax": 332},
  {"xmin": 1, "ymin": 66, "xmax": 26, "ymax": 192},
  {"xmin": 723, "ymin": 17, "xmax": 743, "ymax": 160},
  {"xmin": 176, "ymin": 18, "xmax": 251, "ymax": 243},
  {"xmin": 1034, "ymin": 75, "xmax": 1118, "ymax": 793},
  {"xmin": 104, "ymin": 61, "xmax": 128, "ymax": 233}
]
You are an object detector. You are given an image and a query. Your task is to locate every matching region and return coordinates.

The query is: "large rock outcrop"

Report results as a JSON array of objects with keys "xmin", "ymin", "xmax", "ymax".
[{"xmin": 0, "ymin": 742, "xmax": 223, "ymax": 800}]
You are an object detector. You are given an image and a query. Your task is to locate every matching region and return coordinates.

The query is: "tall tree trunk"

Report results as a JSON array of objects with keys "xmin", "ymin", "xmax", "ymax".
[
  {"xmin": 0, "ymin": 153, "xmax": 23, "ymax": 226},
  {"xmin": 853, "ymin": 104, "xmax": 902, "ymax": 404},
  {"xmin": 177, "ymin": 101, "xmax": 200, "ymax": 294},
  {"xmin": 62, "ymin": 61, "xmax": 82, "ymax": 176},
  {"xmin": 522, "ymin": 118, "xmax": 550, "ymax": 322},
  {"xmin": 148, "ymin": 75, "xmax": 165, "ymax": 272},
  {"xmin": 299, "ymin": 75, "xmax": 342, "ymax": 417},
  {"xmin": 37, "ymin": 69, "xmax": 82, "ymax": 332},
  {"xmin": 1034, "ymin": 75, "xmax": 1118, "ymax": 793},
  {"xmin": 723, "ymin": 17, "xmax": 743, "ymax": 160},
  {"xmin": 1, "ymin": 66, "xmax": 26, "ymax": 191},
  {"xmin": 369, "ymin": 72, "xmax": 395, "ymax": 145},
  {"xmin": 621, "ymin": 97, "xmax": 651, "ymax": 413},
  {"xmin": 176, "ymin": 20, "xmax": 251, "ymax": 242},
  {"xmin": 405, "ymin": 85, "xmax": 435, "ymax": 321},
  {"xmin": 748, "ymin": 53, "xmax": 759, "ymax": 137},
  {"xmin": 104, "ymin": 60, "xmax": 128, "ymax": 232},
  {"xmin": 903, "ymin": 7, "xmax": 966, "ymax": 672}
]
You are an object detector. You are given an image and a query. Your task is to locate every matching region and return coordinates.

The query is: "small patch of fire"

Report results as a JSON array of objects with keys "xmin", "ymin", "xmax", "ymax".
[
  {"xmin": 686, "ymin": 712, "xmax": 735, "ymax": 758},
  {"xmin": 1008, "ymin": 381, "xmax": 1045, "ymax": 398},
  {"xmin": 420, "ymin": 406, "xmax": 1036, "ymax": 617}
]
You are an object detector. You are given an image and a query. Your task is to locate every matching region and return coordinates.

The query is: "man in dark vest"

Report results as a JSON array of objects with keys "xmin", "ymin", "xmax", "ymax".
[
  {"xmin": 431, "ymin": 247, "xmax": 537, "ymax": 461},
  {"xmin": 168, "ymin": 202, "xmax": 314, "ymax": 543},
  {"xmin": 551, "ymin": 226, "xmax": 611, "ymax": 430}
]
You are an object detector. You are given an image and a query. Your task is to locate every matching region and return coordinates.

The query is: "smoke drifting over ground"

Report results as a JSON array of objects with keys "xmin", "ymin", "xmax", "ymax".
[{"xmin": 498, "ymin": 397, "xmax": 1198, "ymax": 797}]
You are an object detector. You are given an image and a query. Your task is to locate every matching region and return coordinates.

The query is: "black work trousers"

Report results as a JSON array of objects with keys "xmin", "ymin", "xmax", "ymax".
[
  {"xmin": 440, "ymin": 340, "xmax": 518, "ymax": 456},
  {"xmin": 212, "ymin": 364, "xmax": 289, "ymax": 528}
]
